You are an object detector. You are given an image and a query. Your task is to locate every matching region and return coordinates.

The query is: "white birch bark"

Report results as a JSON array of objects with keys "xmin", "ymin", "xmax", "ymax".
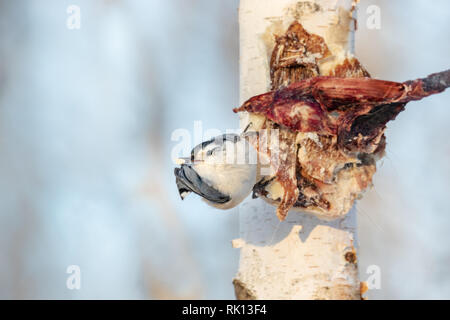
[{"xmin": 233, "ymin": 0, "xmax": 362, "ymax": 300}]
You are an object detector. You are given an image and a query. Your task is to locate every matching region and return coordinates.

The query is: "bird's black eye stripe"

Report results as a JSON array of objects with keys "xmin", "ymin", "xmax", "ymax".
[
  {"xmin": 190, "ymin": 134, "xmax": 240, "ymax": 160},
  {"xmin": 191, "ymin": 137, "xmax": 217, "ymax": 160},
  {"xmin": 206, "ymin": 148, "xmax": 217, "ymax": 156}
]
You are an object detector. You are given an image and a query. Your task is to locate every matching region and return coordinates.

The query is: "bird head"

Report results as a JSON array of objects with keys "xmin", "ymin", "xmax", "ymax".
[{"xmin": 174, "ymin": 134, "xmax": 258, "ymax": 210}]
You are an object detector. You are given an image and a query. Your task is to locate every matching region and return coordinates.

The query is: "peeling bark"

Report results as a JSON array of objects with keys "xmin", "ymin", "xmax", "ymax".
[
  {"xmin": 235, "ymin": 68, "xmax": 449, "ymax": 219},
  {"xmin": 234, "ymin": 0, "xmax": 363, "ymax": 300},
  {"xmin": 234, "ymin": 0, "xmax": 449, "ymax": 299},
  {"xmin": 270, "ymin": 21, "xmax": 331, "ymax": 88}
]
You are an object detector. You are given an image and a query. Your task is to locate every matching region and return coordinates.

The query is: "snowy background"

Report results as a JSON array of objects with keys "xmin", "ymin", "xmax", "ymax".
[{"xmin": 0, "ymin": 0, "xmax": 448, "ymax": 299}]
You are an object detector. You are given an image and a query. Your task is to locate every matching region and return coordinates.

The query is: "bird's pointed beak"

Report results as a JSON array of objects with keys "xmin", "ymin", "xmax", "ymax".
[{"xmin": 175, "ymin": 157, "xmax": 190, "ymax": 165}]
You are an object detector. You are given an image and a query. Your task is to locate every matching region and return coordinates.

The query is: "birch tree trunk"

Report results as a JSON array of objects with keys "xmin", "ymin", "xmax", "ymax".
[{"xmin": 233, "ymin": 0, "xmax": 362, "ymax": 300}]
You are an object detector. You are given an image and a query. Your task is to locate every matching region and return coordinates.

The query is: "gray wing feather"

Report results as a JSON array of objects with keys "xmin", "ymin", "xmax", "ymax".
[{"xmin": 174, "ymin": 165, "xmax": 230, "ymax": 204}]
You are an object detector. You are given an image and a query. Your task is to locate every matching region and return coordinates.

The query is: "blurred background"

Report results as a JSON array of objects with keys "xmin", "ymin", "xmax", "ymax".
[{"xmin": 0, "ymin": 0, "xmax": 448, "ymax": 299}]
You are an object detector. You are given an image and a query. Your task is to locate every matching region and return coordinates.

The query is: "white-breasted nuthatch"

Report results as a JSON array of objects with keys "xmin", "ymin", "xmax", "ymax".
[{"xmin": 174, "ymin": 133, "xmax": 258, "ymax": 209}]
